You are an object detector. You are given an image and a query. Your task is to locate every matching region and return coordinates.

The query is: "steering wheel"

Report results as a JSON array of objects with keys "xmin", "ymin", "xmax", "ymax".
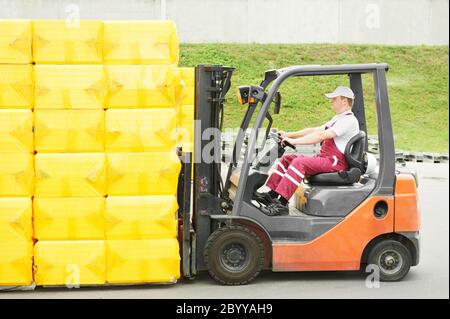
[{"xmin": 268, "ymin": 131, "xmax": 296, "ymax": 150}]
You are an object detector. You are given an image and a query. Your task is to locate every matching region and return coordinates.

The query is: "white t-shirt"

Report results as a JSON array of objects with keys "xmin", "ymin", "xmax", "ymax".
[{"xmin": 321, "ymin": 111, "xmax": 360, "ymax": 153}]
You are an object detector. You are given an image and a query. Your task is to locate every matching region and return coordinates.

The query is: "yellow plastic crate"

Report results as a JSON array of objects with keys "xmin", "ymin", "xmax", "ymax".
[
  {"xmin": 34, "ymin": 110, "xmax": 105, "ymax": 152},
  {"xmin": 34, "ymin": 197, "xmax": 105, "ymax": 240},
  {"xmin": 0, "ymin": 20, "xmax": 32, "ymax": 63},
  {"xmin": 103, "ymin": 20, "xmax": 179, "ymax": 65},
  {"xmin": 0, "ymin": 109, "xmax": 33, "ymax": 153},
  {"xmin": 32, "ymin": 20, "xmax": 103, "ymax": 63},
  {"xmin": 0, "ymin": 64, "xmax": 33, "ymax": 109},
  {"xmin": 105, "ymin": 196, "xmax": 178, "ymax": 240},
  {"xmin": 179, "ymin": 104, "xmax": 194, "ymax": 153},
  {"xmin": 105, "ymin": 108, "xmax": 178, "ymax": 152},
  {"xmin": 34, "ymin": 65, "xmax": 106, "ymax": 109},
  {"xmin": 0, "ymin": 153, "xmax": 34, "ymax": 197},
  {"xmin": 34, "ymin": 153, "xmax": 106, "ymax": 197},
  {"xmin": 179, "ymin": 67, "xmax": 195, "ymax": 105},
  {"xmin": 106, "ymin": 239, "xmax": 180, "ymax": 284},
  {"xmin": 105, "ymin": 65, "xmax": 183, "ymax": 108},
  {"xmin": 106, "ymin": 152, "xmax": 180, "ymax": 196},
  {"xmin": 0, "ymin": 240, "xmax": 33, "ymax": 286},
  {"xmin": 0, "ymin": 197, "xmax": 32, "ymax": 242},
  {"xmin": 34, "ymin": 240, "xmax": 106, "ymax": 286}
]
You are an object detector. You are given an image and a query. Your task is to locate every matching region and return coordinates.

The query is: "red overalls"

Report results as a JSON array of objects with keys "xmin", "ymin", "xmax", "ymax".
[{"xmin": 266, "ymin": 113, "xmax": 352, "ymax": 200}]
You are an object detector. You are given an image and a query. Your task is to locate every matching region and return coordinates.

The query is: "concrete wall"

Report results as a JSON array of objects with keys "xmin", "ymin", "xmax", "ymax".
[{"xmin": 0, "ymin": 0, "xmax": 448, "ymax": 45}]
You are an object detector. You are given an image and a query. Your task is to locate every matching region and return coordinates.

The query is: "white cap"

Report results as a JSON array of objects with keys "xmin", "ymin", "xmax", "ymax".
[{"xmin": 325, "ymin": 86, "xmax": 355, "ymax": 99}]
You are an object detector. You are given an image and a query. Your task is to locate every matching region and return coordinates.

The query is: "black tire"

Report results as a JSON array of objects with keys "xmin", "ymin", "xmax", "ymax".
[
  {"xmin": 367, "ymin": 239, "xmax": 412, "ymax": 282},
  {"xmin": 204, "ymin": 225, "xmax": 264, "ymax": 285}
]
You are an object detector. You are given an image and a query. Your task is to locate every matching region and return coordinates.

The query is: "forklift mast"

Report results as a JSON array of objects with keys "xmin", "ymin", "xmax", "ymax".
[{"xmin": 191, "ymin": 65, "xmax": 235, "ymax": 273}]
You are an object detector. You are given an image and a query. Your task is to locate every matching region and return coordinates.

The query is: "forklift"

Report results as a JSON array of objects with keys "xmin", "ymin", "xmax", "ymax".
[{"xmin": 177, "ymin": 64, "xmax": 420, "ymax": 285}]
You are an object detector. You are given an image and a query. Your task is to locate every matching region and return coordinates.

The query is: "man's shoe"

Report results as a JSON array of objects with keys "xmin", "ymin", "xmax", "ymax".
[
  {"xmin": 260, "ymin": 201, "xmax": 289, "ymax": 216},
  {"xmin": 253, "ymin": 191, "xmax": 277, "ymax": 206}
]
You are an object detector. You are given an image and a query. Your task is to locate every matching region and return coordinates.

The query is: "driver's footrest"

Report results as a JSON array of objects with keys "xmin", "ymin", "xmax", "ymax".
[{"xmin": 260, "ymin": 202, "xmax": 289, "ymax": 216}]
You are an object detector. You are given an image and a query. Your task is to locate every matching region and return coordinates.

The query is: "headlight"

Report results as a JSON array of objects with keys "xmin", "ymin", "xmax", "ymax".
[{"xmin": 237, "ymin": 86, "xmax": 250, "ymax": 105}]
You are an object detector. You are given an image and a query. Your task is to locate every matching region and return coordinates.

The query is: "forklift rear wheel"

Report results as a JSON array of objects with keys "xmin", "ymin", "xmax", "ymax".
[
  {"xmin": 204, "ymin": 225, "xmax": 264, "ymax": 285},
  {"xmin": 368, "ymin": 239, "xmax": 412, "ymax": 282}
]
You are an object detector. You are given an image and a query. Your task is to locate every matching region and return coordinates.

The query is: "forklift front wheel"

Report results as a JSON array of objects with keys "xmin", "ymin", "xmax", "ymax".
[
  {"xmin": 204, "ymin": 225, "xmax": 264, "ymax": 285},
  {"xmin": 368, "ymin": 239, "xmax": 412, "ymax": 282}
]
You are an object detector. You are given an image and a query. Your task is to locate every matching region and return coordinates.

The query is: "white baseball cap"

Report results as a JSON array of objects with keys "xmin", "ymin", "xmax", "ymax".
[{"xmin": 325, "ymin": 86, "xmax": 355, "ymax": 99}]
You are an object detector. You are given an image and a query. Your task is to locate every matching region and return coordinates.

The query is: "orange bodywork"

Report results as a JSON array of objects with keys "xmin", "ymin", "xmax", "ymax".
[
  {"xmin": 272, "ymin": 196, "xmax": 395, "ymax": 271},
  {"xmin": 272, "ymin": 173, "xmax": 420, "ymax": 272},
  {"xmin": 394, "ymin": 174, "xmax": 420, "ymax": 232}
]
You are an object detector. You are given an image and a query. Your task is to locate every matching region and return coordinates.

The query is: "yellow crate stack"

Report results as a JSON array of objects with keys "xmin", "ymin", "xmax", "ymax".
[
  {"xmin": 1, "ymin": 19, "xmax": 188, "ymax": 287},
  {"xmin": 32, "ymin": 20, "xmax": 107, "ymax": 286},
  {"xmin": 104, "ymin": 20, "xmax": 181, "ymax": 284},
  {"xmin": 0, "ymin": 20, "xmax": 34, "ymax": 286}
]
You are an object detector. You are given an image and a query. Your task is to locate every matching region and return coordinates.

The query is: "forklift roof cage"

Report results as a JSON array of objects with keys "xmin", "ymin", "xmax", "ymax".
[{"xmin": 230, "ymin": 64, "xmax": 395, "ymax": 217}]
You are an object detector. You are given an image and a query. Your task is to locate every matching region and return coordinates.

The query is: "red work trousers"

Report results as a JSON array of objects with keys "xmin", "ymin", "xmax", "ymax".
[{"xmin": 266, "ymin": 153, "xmax": 347, "ymax": 201}]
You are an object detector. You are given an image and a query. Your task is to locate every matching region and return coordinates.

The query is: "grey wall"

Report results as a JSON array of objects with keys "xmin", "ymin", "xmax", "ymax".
[{"xmin": 0, "ymin": 0, "xmax": 448, "ymax": 45}]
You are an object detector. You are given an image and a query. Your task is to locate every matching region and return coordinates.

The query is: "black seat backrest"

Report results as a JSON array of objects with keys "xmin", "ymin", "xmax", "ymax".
[{"xmin": 345, "ymin": 131, "xmax": 366, "ymax": 171}]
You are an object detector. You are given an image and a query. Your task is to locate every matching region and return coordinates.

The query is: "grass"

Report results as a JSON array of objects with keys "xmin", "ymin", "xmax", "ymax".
[{"xmin": 179, "ymin": 44, "xmax": 449, "ymax": 153}]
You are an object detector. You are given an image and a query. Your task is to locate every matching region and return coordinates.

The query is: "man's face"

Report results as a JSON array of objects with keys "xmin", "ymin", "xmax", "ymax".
[{"xmin": 330, "ymin": 96, "xmax": 348, "ymax": 113}]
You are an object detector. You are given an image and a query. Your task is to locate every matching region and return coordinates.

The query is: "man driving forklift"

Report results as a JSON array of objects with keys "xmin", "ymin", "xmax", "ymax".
[{"xmin": 256, "ymin": 86, "xmax": 360, "ymax": 216}]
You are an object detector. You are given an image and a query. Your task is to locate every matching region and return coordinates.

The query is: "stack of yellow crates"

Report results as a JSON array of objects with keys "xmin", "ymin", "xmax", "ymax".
[
  {"xmin": 103, "ymin": 20, "xmax": 181, "ymax": 284},
  {"xmin": 0, "ymin": 20, "xmax": 34, "ymax": 286},
  {"xmin": 32, "ymin": 20, "xmax": 107, "ymax": 286},
  {"xmin": 0, "ymin": 19, "xmax": 189, "ymax": 288}
]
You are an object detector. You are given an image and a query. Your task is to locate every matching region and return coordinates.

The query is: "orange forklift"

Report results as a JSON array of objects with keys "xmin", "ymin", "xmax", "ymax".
[{"xmin": 177, "ymin": 64, "xmax": 420, "ymax": 285}]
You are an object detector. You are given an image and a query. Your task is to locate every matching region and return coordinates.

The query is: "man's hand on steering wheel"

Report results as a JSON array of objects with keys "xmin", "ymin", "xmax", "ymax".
[
  {"xmin": 269, "ymin": 130, "xmax": 296, "ymax": 149},
  {"xmin": 281, "ymin": 137, "xmax": 296, "ymax": 149},
  {"xmin": 278, "ymin": 130, "xmax": 287, "ymax": 139}
]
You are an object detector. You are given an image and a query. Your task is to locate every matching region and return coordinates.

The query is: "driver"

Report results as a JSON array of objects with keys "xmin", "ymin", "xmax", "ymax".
[{"xmin": 258, "ymin": 86, "xmax": 360, "ymax": 216}]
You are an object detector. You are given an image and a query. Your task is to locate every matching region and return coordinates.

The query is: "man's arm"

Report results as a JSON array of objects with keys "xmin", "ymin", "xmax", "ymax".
[
  {"xmin": 282, "ymin": 129, "xmax": 335, "ymax": 146},
  {"xmin": 281, "ymin": 126, "xmax": 325, "ymax": 139}
]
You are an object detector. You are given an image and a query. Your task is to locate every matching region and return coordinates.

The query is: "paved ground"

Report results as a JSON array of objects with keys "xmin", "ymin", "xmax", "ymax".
[{"xmin": 1, "ymin": 162, "xmax": 448, "ymax": 299}]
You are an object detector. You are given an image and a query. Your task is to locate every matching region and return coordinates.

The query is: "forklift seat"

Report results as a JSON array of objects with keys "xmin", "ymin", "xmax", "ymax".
[{"xmin": 308, "ymin": 131, "xmax": 367, "ymax": 186}]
